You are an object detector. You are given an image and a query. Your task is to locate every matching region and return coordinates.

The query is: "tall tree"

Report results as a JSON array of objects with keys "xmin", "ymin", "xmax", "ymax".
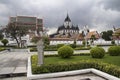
[{"xmin": 6, "ymin": 22, "xmax": 28, "ymax": 47}]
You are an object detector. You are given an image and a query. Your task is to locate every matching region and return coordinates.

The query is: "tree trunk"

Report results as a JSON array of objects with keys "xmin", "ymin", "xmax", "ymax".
[{"xmin": 14, "ymin": 37, "xmax": 20, "ymax": 48}]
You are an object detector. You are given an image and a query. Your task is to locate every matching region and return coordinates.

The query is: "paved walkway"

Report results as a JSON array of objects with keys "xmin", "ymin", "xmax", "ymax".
[
  {"xmin": 0, "ymin": 46, "xmax": 109, "ymax": 79},
  {"xmin": 0, "ymin": 51, "xmax": 35, "ymax": 79}
]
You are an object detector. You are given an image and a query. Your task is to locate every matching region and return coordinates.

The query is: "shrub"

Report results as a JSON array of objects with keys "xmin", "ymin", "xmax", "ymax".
[
  {"xmin": 1, "ymin": 39, "xmax": 9, "ymax": 46},
  {"xmin": 57, "ymin": 44, "xmax": 64, "ymax": 48},
  {"xmin": 74, "ymin": 46, "xmax": 91, "ymax": 50},
  {"xmin": 58, "ymin": 45, "xmax": 73, "ymax": 58},
  {"xmin": 111, "ymin": 40, "xmax": 115, "ymax": 45},
  {"xmin": 90, "ymin": 47, "xmax": 105, "ymax": 58},
  {"xmin": 31, "ymin": 56, "xmax": 120, "ymax": 77},
  {"xmin": 30, "ymin": 47, "xmax": 37, "ymax": 52},
  {"xmin": 0, "ymin": 47, "xmax": 6, "ymax": 51},
  {"xmin": 69, "ymin": 44, "xmax": 76, "ymax": 48},
  {"xmin": 82, "ymin": 40, "xmax": 86, "ymax": 46},
  {"xmin": 108, "ymin": 46, "xmax": 120, "ymax": 56},
  {"xmin": 44, "ymin": 45, "xmax": 57, "ymax": 51}
]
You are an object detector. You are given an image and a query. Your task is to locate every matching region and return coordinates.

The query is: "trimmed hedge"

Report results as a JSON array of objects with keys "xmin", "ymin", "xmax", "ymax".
[
  {"xmin": 90, "ymin": 47, "xmax": 105, "ymax": 58},
  {"xmin": 30, "ymin": 47, "xmax": 37, "ymax": 52},
  {"xmin": 58, "ymin": 45, "xmax": 74, "ymax": 58},
  {"xmin": 0, "ymin": 47, "xmax": 6, "ymax": 51},
  {"xmin": 74, "ymin": 47, "xmax": 91, "ymax": 50},
  {"xmin": 108, "ymin": 46, "xmax": 120, "ymax": 56},
  {"xmin": 57, "ymin": 44, "xmax": 64, "ymax": 48},
  {"xmin": 44, "ymin": 53, "xmax": 90, "ymax": 57},
  {"xmin": 31, "ymin": 57, "xmax": 120, "ymax": 77}
]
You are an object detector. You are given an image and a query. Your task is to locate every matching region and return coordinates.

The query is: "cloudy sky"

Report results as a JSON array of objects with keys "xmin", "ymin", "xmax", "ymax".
[{"xmin": 0, "ymin": 0, "xmax": 120, "ymax": 34}]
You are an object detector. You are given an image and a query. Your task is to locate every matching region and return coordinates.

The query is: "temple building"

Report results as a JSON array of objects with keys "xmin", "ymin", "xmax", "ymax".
[{"xmin": 50, "ymin": 14, "xmax": 79, "ymax": 39}]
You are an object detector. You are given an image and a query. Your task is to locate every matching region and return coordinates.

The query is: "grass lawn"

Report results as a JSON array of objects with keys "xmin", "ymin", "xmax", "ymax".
[{"xmin": 43, "ymin": 55, "xmax": 120, "ymax": 67}]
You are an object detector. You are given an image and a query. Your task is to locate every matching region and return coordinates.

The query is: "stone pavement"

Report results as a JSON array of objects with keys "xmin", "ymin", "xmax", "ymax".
[
  {"xmin": 0, "ymin": 76, "xmax": 27, "ymax": 80},
  {"xmin": 0, "ymin": 51, "xmax": 35, "ymax": 79}
]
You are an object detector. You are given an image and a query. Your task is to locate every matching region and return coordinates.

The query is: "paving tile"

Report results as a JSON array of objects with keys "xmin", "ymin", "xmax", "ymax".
[
  {"xmin": 0, "ymin": 67, "xmax": 15, "ymax": 75},
  {"xmin": 13, "ymin": 67, "xmax": 26, "ymax": 74}
]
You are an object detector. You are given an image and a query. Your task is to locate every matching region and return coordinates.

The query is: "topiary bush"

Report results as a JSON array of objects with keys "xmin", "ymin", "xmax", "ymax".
[
  {"xmin": 111, "ymin": 40, "xmax": 115, "ymax": 45},
  {"xmin": 108, "ymin": 46, "xmax": 120, "ymax": 56},
  {"xmin": 58, "ymin": 45, "xmax": 73, "ymax": 58},
  {"xmin": 90, "ymin": 47, "xmax": 105, "ymax": 58},
  {"xmin": 1, "ymin": 39, "xmax": 9, "ymax": 46}
]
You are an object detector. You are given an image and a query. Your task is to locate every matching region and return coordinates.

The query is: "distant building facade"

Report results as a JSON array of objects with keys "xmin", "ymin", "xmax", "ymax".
[
  {"xmin": 9, "ymin": 16, "xmax": 43, "ymax": 38},
  {"xmin": 3, "ymin": 16, "xmax": 43, "ymax": 46}
]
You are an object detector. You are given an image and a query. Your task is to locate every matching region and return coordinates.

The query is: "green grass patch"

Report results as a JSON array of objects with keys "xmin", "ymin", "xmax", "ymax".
[
  {"xmin": 43, "ymin": 55, "xmax": 120, "ymax": 67},
  {"xmin": 32, "ymin": 54, "xmax": 120, "ymax": 67},
  {"xmin": 31, "ymin": 54, "xmax": 120, "ymax": 77},
  {"xmin": 31, "ymin": 55, "xmax": 120, "ymax": 77}
]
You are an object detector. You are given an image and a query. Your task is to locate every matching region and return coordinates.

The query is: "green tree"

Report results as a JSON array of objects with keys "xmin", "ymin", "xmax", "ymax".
[
  {"xmin": 0, "ymin": 33, "xmax": 4, "ymax": 40},
  {"xmin": 6, "ymin": 23, "xmax": 28, "ymax": 48},
  {"xmin": 31, "ymin": 36, "xmax": 49, "ymax": 46},
  {"xmin": 42, "ymin": 36, "xmax": 50, "ymax": 45},
  {"xmin": 101, "ymin": 30, "xmax": 113, "ymax": 41},
  {"xmin": 1, "ymin": 39, "xmax": 8, "ymax": 46},
  {"xmin": 31, "ymin": 36, "xmax": 40, "ymax": 44}
]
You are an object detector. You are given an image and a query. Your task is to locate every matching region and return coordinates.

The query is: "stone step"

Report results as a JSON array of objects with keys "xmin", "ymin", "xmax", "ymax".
[{"xmin": 0, "ymin": 67, "xmax": 27, "ymax": 78}]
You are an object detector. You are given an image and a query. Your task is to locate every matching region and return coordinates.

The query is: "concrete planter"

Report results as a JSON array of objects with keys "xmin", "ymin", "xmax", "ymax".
[{"xmin": 27, "ymin": 57, "xmax": 120, "ymax": 80}]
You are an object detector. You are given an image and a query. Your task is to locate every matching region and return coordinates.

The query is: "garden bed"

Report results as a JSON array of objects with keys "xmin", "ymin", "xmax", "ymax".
[
  {"xmin": 27, "ymin": 56, "xmax": 120, "ymax": 80},
  {"xmin": 31, "ymin": 55, "xmax": 120, "ymax": 77}
]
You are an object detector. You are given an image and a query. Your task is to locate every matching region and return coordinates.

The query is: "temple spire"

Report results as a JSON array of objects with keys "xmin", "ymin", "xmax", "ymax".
[{"xmin": 64, "ymin": 13, "xmax": 71, "ymax": 22}]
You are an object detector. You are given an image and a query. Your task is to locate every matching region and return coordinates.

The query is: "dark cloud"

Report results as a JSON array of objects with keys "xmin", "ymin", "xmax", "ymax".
[
  {"xmin": 0, "ymin": 0, "xmax": 120, "ymax": 33},
  {"xmin": 100, "ymin": 0, "xmax": 120, "ymax": 11}
]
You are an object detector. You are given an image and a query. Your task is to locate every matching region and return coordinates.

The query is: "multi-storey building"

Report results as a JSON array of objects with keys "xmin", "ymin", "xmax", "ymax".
[{"xmin": 9, "ymin": 16, "xmax": 43, "ymax": 38}]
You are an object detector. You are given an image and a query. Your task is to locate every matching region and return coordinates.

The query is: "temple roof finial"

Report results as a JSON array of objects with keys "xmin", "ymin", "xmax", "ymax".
[{"xmin": 64, "ymin": 13, "xmax": 71, "ymax": 22}]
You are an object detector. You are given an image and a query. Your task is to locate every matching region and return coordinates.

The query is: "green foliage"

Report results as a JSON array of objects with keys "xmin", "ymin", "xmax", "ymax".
[
  {"xmin": 58, "ymin": 45, "xmax": 73, "ymax": 58},
  {"xmin": 0, "ymin": 47, "xmax": 6, "ymax": 51},
  {"xmin": 101, "ymin": 30, "xmax": 113, "ymax": 41},
  {"xmin": 82, "ymin": 40, "xmax": 89, "ymax": 46},
  {"xmin": 82, "ymin": 40, "xmax": 86, "ymax": 46},
  {"xmin": 6, "ymin": 23, "xmax": 28, "ymax": 47},
  {"xmin": 57, "ymin": 44, "xmax": 64, "ymax": 48},
  {"xmin": 74, "ymin": 46, "xmax": 91, "ymax": 50},
  {"xmin": 90, "ymin": 47, "xmax": 105, "ymax": 58},
  {"xmin": 111, "ymin": 40, "xmax": 115, "ymax": 45},
  {"xmin": 69, "ymin": 44, "xmax": 76, "ymax": 48},
  {"xmin": 44, "ymin": 45, "xmax": 57, "ymax": 51},
  {"xmin": 0, "ymin": 33, "xmax": 4, "ymax": 40},
  {"xmin": 90, "ymin": 35, "xmax": 96, "ymax": 44},
  {"xmin": 108, "ymin": 46, "xmax": 120, "ymax": 56},
  {"xmin": 1, "ymin": 39, "xmax": 9, "ymax": 46},
  {"xmin": 43, "ymin": 36, "xmax": 50, "ymax": 45},
  {"xmin": 31, "ymin": 56, "xmax": 120, "ymax": 77},
  {"xmin": 31, "ymin": 36, "xmax": 40, "ymax": 44},
  {"xmin": 30, "ymin": 47, "xmax": 37, "ymax": 52}
]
